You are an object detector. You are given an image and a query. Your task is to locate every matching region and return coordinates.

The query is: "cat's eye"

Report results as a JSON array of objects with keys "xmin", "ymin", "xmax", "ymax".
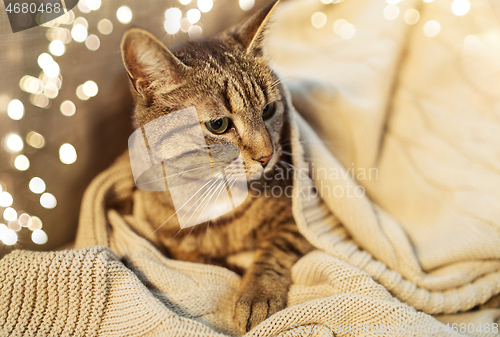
[
  {"xmin": 262, "ymin": 102, "xmax": 277, "ymax": 121},
  {"xmin": 206, "ymin": 117, "xmax": 230, "ymax": 134}
]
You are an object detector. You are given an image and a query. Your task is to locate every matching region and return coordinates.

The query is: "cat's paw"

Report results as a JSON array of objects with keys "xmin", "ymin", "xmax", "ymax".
[{"xmin": 234, "ymin": 285, "xmax": 287, "ymax": 333}]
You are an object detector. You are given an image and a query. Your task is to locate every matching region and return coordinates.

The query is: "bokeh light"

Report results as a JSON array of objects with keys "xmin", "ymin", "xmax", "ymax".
[
  {"xmin": 188, "ymin": 25, "xmax": 203, "ymax": 39},
  {"xmin": 86, "ymin": 0, "xmax": 102, "ymax": 11},
  {"xmin": 239, "ymin": 0, "xmax": 255, "ymax": 11},
  {"xmin": 165, "ymin": 8, "xmax": 182, "ymax": 34},
  {"xmin": 14, "ymin": 155, "xmax": 30, "ymax": 171},
  {"xmin": 333, "ymin": 19, "xmax": 348, "ymax": 35},
  {"xmin": 0, "ymin": 224, "xmax": 17, "ymax": 246},
  {"xmin": 29, "ymin": 177, "xmax": 46, "ymax": 194},
  {"xmin": 179, "ymin": 0, "xmax": 191, "ymax": 4},
  {"xmin": 452, "ymin": 0, "xmax": 470, "ymax": 16},
  {"xmin": 4, "ymin": 134, "xmax": 24, "ymax": 153},
  {"xmin": 71, "ymin": 24, "xmax": 88, "ymax": 43},
  {"xmin": 187, "ymin": 9, "xmax": 201, "ymax": 24},
  {"xmin": 59, "ymin": 143, "xmax": 78, "ymax": 164},
  {"xmin": 18, "ymin": 213, "xmax": 31, "ymax": 227},
  {"xmin": 76, "ymin": 85, "xmax": 90, "ymax": 100},
  {"xmin": 339, "ymin": 23, "xmax": 356, "ymax": 40},
  {"xmin": 82, "ymin": 80, "xmax": 98, "ymax": 97},
  {"xmin": 197, "ymin": 0, "xmax": 213, "ymax": 13},
  {"xmin": 97, "ymin": 19, "xmax": 113, "ymax": 35},
  {"xmin": 463, "ymin": 35, "xmax": 481, "ymax": 56},
  {"xmin": 26, "ymin": 131, "xmax": 45, "ymax": 148},
  {"xmin": 3, "ymin": 207, "xmax": 17, "ymax": 222},
  {"xmin": 423, "ymin": 20, "xmax": 441, "ymax": 37},
  {"xmin": 404, "ymin": 9, "xmax": 420, "ymax": 25},
  {"xmin": 29, "ymin": 216, "xmax": 43, "ymax": 231},
  {"xmin": 32, "ymin": 229, "xmax": 48, "ymax": 245},
  {"xmin": 117, "ymin": 6, "xmax": 133, "ymax": 24},
  {"xmin": 86, "ymin": 34, "xmax": 100, "ymax": 51},
  {"xmin": 8, "ymin": 220, "xmax": 21, "ymax": 232},
  {"xmin": 311, "ymin": 12, "xmax": 327, "ymax": 29},
  {"xmin": 49, "ymin": 40, "xmax": 65, "ymax": 56},
  {"xmin": 60, "ymin": 100, "xmax": 76, "ymax": 116},
  {"xmin": 0, "ymin": 192, "xmax": 13, "ymax": 207},
  {"xmin": 7, "ymin": 99, "xmax": 24, "ymax": 120},
  {"xmin": 384, "ymin": 5, "xmax": 400, "ymax": 20},
  {"xmin": 40, "ymin": 193, "xmax": 57, "ymax": 209}
]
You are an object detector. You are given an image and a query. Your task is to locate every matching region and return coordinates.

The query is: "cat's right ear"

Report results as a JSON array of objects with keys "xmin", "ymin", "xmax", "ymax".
[{"xmin": 121, "ymin": 28, "xmax": 190, "ymax": 100}]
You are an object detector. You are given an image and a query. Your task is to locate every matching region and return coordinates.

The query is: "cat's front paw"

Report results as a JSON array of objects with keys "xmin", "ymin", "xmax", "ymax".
[{"xmin": 234, "ymin": 284, "xmax": 287, "ymax": 333}]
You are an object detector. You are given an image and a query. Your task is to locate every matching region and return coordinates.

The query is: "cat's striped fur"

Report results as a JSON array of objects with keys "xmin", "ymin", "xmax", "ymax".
[{"xmin": 121, "ymin": 1, "xmax": 313, "ymax": 332}]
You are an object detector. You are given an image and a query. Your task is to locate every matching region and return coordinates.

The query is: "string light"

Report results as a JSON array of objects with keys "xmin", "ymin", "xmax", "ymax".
[
  {"xmin": 423, "ymin": 20, "xmax": 441, "ymax": 37},
  {"xmin": 40, "ymin": 193, "xmax": 57, "ymax": 209},
  {"xmin": 7, "ymin": 99, "xmax": 24, "ymax": 120},
  {"xmin": 3, "ymin": 207, "xmax": 17, "ymax": 222},
  {"xmin": 29, "ymin": 177, "xmax": 46, "ymax": 194},
  {"xmin": 49, "ymin": 40, "xmax": 66, "ymax": 56},
  {"xmin": 4, "ymin": 134, "xmax": 24, "ymax": 153},
  {"xmin": 188, "ymin": 25, "xmax": 203, "ymax": 39},
  {"xmin": 26, "ymin": 131, "xmax": 45, "ymax": 148},
  {"xmin": 8, "ymin": 220, "xmax": 21, "ymax": 232},
  {"xmin": 239, "ymin": 0, "xmax": 255, "ymax": 11},
  {"xmin": 82, "ymin": 80, "xmax": 98, "ymax": 97},
  {"xmin": 59, "ymin": 143, "xmax": 78, "ymax": 164},
  {"xmin": 14, "ymin": 155, "xmax": 30, "ymax": 171},
  {"xmin": 463, "ymin": 35, "xmax": 481, "ymax": 56},
  {"xmin": 29, "ymin": 216, "xmax": 43, "ymax": 231},
  {"xmin": 86, "ymin": 0, "xmax": 102, "ymax": 11},
  {"xmin": 76, "ymin": 85, "xmax": 90, "ymax": 100},
  {"xmin": 60, "ymin": 100, "xmax": 76, "ymax": 116},
  {"xmin": 85, "ymin": 34, "xmax": 100, "ymax": 51},
  {"xmin": 339, "ymin": 23, "xmax": 356, "ymax": 40},
  {"xmin": 97, "ymin": 19, "xmax": 113, "ymax": 35},
  {"xmin": 0, "ymin": 192, "xmax": 13, "ymax": 207},
  {"xmin": 165, "ymin": 8, "xmax": 182, "ymax": 34},
  {"xmin": 311, "ymin": 12, "xmax": 327, "ymax": 29},
  {"xmin": 117, "ymin": 6, "xmax": 133, "ymax": 24},
  {"xmin": 197, "ymin": 0, "xmax": 213, "ymax": 13},
  {"xmin": 77, "ymin": 0, "xmax": 91, "ymax": 13},
  {"xmin": 32, "ymin": 229, "xmax": 48, "ymax": 245},
  {"xmin": 18, "ymin": 213, "xmax": 31, "ymax": 227},
  {"xmin": 452, "ymin": 0, "xmax": 470, "ymax": 16},
  {"xmin": 0, "ymin": 224, "xmax": 17, "ymax": 246},
  {"xmin": 187, "ymin": 9, "xmax": 201, "ymax": 24},
  {"xmin": 71, "ymin": 24, "xmax": 88, "ymax": 43},
  {"xmin": 384, "ymin": 5, "xmax": 400, "ymax": 21},
  {"xmin": 180, "ymin": 18, "xmax": 192, "ymax": 33},
  {"xmin": 404, "ymin": 9, "xmax": 420, "ymax": 25}
]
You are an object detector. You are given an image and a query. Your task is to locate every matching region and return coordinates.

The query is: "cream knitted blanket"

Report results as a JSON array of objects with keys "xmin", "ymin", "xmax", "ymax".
[{"xmin": 2, "ymin": 0, "xmax": 500, "ymax": 335}]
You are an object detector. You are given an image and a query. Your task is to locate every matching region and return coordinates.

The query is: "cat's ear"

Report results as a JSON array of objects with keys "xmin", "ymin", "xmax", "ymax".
[
  {"xmin": 121, "ymin": 28, "xmax": 190, "ymax": 99},
  {"xmin": 231, "ymin": 0, "xmax": 280, "ymax": 57}
]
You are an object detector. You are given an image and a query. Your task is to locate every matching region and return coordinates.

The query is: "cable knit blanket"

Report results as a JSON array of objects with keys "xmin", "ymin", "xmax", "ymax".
[{"xmin": 2, "ymin": 0, "xmax": 500, "ymax": 335}]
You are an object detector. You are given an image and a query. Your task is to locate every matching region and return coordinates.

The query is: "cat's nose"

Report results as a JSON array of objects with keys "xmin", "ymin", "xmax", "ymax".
[{"xmin": 256, "ymin": 154, "xmax": 273, "ymax": 168}]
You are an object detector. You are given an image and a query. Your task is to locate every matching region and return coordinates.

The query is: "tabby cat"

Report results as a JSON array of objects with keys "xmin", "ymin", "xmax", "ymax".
[{"xmin": 120, "ymin": 0, "xmax": 313, "ymax": 332}]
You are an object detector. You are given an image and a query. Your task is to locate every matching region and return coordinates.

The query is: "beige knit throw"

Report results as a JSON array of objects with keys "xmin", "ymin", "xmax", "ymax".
[{"xmin": 2, "ymin": 0, "xmax": 500, "ymax": 335}]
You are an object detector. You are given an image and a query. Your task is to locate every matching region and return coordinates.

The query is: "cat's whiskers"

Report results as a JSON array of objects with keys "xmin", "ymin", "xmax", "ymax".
[{"xmin": 149, "ymin": 173, "xmax": 222, "ymax": 237}]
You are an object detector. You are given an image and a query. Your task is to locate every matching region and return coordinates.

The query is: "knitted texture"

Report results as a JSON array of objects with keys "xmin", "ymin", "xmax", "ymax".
[{"xmin": 2, "ymin": 0, "xmax": 500, "ymax": 335}]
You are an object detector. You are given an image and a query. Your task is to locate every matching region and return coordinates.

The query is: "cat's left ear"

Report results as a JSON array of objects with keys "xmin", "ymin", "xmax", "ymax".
[
  {"xmin": 230, "ymin": 0, "xmax": 280, "ymax": 57},
  {"xmin": 121, "ymin": 28, "xmax": 190, "ymax": 99}
]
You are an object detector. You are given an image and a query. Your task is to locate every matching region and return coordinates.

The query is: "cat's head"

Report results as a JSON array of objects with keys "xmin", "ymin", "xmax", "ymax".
[{"xmin": 121, "ymin": 1, "xmax": 286, "ymax": 181}]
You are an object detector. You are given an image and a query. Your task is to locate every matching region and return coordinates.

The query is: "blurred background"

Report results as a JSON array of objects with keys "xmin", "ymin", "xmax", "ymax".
[{"xmin": 0, "ymin": 0, "xmax": 269, "ymax": 256}]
